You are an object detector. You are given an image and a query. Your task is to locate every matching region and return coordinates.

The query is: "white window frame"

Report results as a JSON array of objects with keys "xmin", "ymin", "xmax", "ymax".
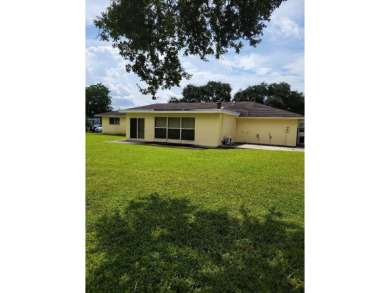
[
  {"xmin": 154, "ymin": 117, "xmax": 195, "ymax": 141},
  {"xmin": 130, "ymin": 117, "xmax": 145, "ymax": 139},
  {"xmin": 109, "ymin": 117, "xmax": 120, "ymax": 125}
]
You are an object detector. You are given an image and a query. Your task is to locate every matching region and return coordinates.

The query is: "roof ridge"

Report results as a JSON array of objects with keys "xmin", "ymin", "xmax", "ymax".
[{"xmin": 121, "ymin": 102, "xmax": 303, "ymax": 118}]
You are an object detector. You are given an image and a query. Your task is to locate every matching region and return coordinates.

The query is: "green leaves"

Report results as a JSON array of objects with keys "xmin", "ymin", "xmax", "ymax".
[
  {"xmin": 169, "ymin": 81, "xmax": 232, "ymax": 103},
  {"xmin": 265, "ymin": 82, "xmax": 304, "ymax": 115},
  {"xmin": 86, "ymin": 83, "xmax": 113, "ymax": 118},
  {"xmin": 233, "ymin": 82, "xmax": 268, "ymax": 103},
  {"xmin": 234, "ymin": 82, "xmax": 305, "ymax": 115},
  {"xmin": 94, "ymin": 0, "xmax": 285, "ymax": 98}
]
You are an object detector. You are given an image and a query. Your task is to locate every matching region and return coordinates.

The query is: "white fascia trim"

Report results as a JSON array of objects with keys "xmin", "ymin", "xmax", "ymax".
[
  {"xmin": 237, "ymin": 116, "xmax": 304, "ymax": 120},
  {"xmin": 119, "ymin": 109, "xmax": 241, "ymax": 117},
  {"xmin": 94, "ymin": 115, "xmax": 125, "ymax": 117}
]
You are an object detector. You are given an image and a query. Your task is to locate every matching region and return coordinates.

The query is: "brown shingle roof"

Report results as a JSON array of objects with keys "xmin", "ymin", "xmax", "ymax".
[
  {"xmin": 94, "ymin": 110, "xmax": 126, "ymax": 117},
  {"xmin": 124, "ymin": 102, "xmax": 303, "ymax": 118}
]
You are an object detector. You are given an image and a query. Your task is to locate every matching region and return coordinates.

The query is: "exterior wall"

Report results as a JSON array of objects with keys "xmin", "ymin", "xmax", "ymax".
[
  {"xmin": 101, "ymin": 117, "xmax": 126, "ymax": 135},
  {"xmin": 236, "ymin": 118, "xmax": 299, "ymax": 147},
  {"xmin": 125, "ymin": 113, "xmax": 222, "ymax": 147},
  {"xmin": 122, "ymin": 112, "xmax": 302, "ymax": 147},
  {"xmin": 220, "ymin": 113, "xmax": 237, "ymax": 143}
]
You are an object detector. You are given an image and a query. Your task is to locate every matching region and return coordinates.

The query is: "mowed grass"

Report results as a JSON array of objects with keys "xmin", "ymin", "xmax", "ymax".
[{"xmin": 86, "ymin": 133, "xmax": 304, "ymax": 292}]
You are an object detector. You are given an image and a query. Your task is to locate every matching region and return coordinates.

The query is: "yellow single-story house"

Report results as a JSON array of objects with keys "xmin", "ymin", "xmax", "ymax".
[
  {"xmin": 96, "ymin": 102, "xmax": 304, "ymax": 147},
  {"xmin": 94, "ymin": 110, "xmax": 127, "ymax": 135}
]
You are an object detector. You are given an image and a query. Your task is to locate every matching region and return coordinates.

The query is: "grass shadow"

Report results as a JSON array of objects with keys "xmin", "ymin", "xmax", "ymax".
[{"xmin": 87, "ymin": 194, "xmax": 304, "ymax": 292}]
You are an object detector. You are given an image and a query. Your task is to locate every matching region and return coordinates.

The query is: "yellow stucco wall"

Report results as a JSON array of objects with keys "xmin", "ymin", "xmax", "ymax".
[
  {"xmin": 101, "ymin": 117, "xmax": 126, "ymax": 135},
  {"xmin": 125, "ymin": 113, "xmax": 222, "ymax": 147},
  {"xmin": 236, "ymin": 118, "xmax": 299, "ymax": 146},
  {"xmin": 220, "ymin": 114, "xmax": 237, "ymax": 143},
  {"xmin": 122, "ymin": 112, "xmax": 302, "ymax": 147}
]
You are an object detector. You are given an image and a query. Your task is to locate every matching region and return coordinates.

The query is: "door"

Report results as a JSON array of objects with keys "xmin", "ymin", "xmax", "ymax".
[
  {"xmin": 297, "ymin": 123, "xmax": 304, "ymax": 146},
  {"xmin": 130, "ymin": 118, "xmax": 145, "ymax": 139}
]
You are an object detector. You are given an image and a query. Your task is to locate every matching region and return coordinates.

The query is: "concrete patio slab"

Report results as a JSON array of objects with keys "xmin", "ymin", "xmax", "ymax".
[
  {"xmin": 235, "ymin": 144, "xmax": 304, "ymax": 152},
  {"xmin": 104, "ymin": 140, "xmax": 304, "ymax": 152}
]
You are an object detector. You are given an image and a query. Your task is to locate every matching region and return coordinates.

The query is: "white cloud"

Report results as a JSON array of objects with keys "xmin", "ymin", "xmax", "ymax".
[
  {"xmin": 266, "ymin": 0, "xmax": 304, "ymax": 40},
  {"xmin": 219, "ymin": 54, "xmax": 270, "ymax": 71},
  {"xmin": 175, "ymin": 52, "xmax": 304, "ymax": 95},
  {"xmin": 85, "ymin": 0, "xmax": 304, "ymax": 106},
  {"xmin": 85, "ymin": 0, "xmax": 110, "ymax": 25},
  {"xmin": 86, "ymin": 43, "xmax": 304, "ymax": 108},
  {"xmin": 268, "ymin": 17, "xmax": 304, "ymax": 39},
  {"xmin": 283, "ymin": 55, "xmax": 304, "ymax": 78},
  {"xmin": 86, "ymin": 44, "xmax": 188, "ymax": 108},
  {"xmin": 271, "ymin": 0, "xmax": 304, "ymax": 22},
  {"xmin": 256, "ymin": 67, "xmax": 273, "ymax": 75}
]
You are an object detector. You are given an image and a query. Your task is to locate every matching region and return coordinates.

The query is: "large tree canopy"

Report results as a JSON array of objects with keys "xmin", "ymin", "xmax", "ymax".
[
  {"xmin": 171, "ymin": 81, "xmax": 304, "ymax": 114},
  {"xmin": 86, "ymin": 83, "xmax": 113, "ymax": 118},
  {"xmin": 169, "ymin": 81, "xmax": 231, "ymax": 103},
  {"xmin": 94, "ymin": 0, "xmax": 285, "ymax": 98},
  {"xmin": 234, "ymin": 82, "xmax": 304, "ymax": 114},
  {"xmin": 233, "ymin": 82, "xmax": 268, "ymax": 103},
  {"xmin": 264, "ymin": 82, "xmax": 304, "ymax": 115}
]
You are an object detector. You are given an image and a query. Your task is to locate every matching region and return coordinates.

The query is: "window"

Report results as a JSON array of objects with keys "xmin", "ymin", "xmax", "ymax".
[
  {"xmin": 298, "ymin": 123, "xmax": 304, "ymax": 132},
  {"xmin": 109, "ymin": 117, "xmax": 120, "ymax": 125},
  {"xmin": 130, "ymin": 118, "xmax": 145, "ymax": 139},
  {"xmin": 155, "ymin": 117, "xmax": 195, "ymax": 141}
]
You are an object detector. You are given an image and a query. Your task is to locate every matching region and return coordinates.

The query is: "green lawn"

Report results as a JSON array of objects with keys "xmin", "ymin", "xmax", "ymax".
[{"xmin": 86, "ymin": 133, "xmax": 304, "ymax": 292}]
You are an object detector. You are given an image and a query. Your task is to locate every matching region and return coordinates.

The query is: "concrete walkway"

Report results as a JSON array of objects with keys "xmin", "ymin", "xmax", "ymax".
[
  {"xmin": 235, "ymin": 144, "xmax": 304, "ymax": 152},
  {"xmin": 106, "ymin": 140, "xmax": 304, "ymax": 152}
]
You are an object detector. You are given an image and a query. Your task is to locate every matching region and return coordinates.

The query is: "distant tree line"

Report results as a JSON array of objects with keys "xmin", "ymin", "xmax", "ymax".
[
  {"xmin": 86, "ymin": 83, "xmax": 113, "ymax": 131},
  {"xmin": 86, "ymin": 83, "xmax": 113, "ymax": 118},
  {"xmin": 169, "ymin": 81, "xmax": 232, "ymax": 103},
  {"xmin": 169, "ymin": 81, "xmax": 304, "ymax": 115}
]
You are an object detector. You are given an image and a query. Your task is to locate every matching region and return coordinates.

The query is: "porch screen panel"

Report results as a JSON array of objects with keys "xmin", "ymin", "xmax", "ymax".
[
  {"xmin": 168, "ymin": 118, "xmax": 180, "ymax": 128},
  {"xmin": 155, "ymin": 128, "xmax": 166, "ymax": 139},
  {"xmin": 168, "ymin": 129, "xmax": 180, "ymax": 140},
  {"xmin": 182, "ymin": 118, "xmax": 195, "ymax": 129},
  {"xmin": 155, "ymin": 117, "xmax": 167, "ymax": 127},
  {"xmin": 155, "ymin": 117, "xmax": 167, "ymax": 138},
  {"xmin": 181, "ymin": 118, "xmax": 195, "ymax": 141},
  {"xmin": 181, "ymin": 129, "xmax": 195, "ymax": 140},
  {"xmin": 154, "ymin": 117, "xmax": 195, "ymax": 141}
]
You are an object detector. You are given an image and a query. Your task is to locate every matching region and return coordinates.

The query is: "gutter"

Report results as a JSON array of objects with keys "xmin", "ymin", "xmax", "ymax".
[
  {"xmin": 94, "ymin": 114, "xmax": 125, "ymax": 117},
  {"xmin": 118, "ymin": 109, "xmax": 241, "ymax": 117},
  {"xmin": 237, "ymin": 116, "xmax": 304, "ymax": 120}
]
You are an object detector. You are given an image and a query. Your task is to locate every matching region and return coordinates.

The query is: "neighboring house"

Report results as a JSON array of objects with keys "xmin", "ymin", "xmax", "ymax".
[
  {"xmin": 87, "ymin": 117, "xmax": 101, "ymax": 125},
  {"xmin": 96, "ymin": 102, "xmax": 304, "ymax": 147},
  {"xmin": 94, "ymin": 111, "xmax": 126, "ymax": 135}
]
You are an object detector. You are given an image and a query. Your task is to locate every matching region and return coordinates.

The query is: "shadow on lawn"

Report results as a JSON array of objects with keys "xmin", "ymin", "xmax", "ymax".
[{"xmin": 87, "ymin": 194, "xmax": 304, "ymax": 292}]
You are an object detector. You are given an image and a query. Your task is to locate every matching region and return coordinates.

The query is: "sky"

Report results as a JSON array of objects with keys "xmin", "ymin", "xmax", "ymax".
[{"xmin": 86, "ymin": 0, "xmax": 304, "ymax": 109}]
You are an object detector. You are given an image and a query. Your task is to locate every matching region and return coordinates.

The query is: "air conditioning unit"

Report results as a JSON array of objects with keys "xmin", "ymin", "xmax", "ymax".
[{"xmin": 224, "ymin": 136, "xmax": 233, "ymax": 145}]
